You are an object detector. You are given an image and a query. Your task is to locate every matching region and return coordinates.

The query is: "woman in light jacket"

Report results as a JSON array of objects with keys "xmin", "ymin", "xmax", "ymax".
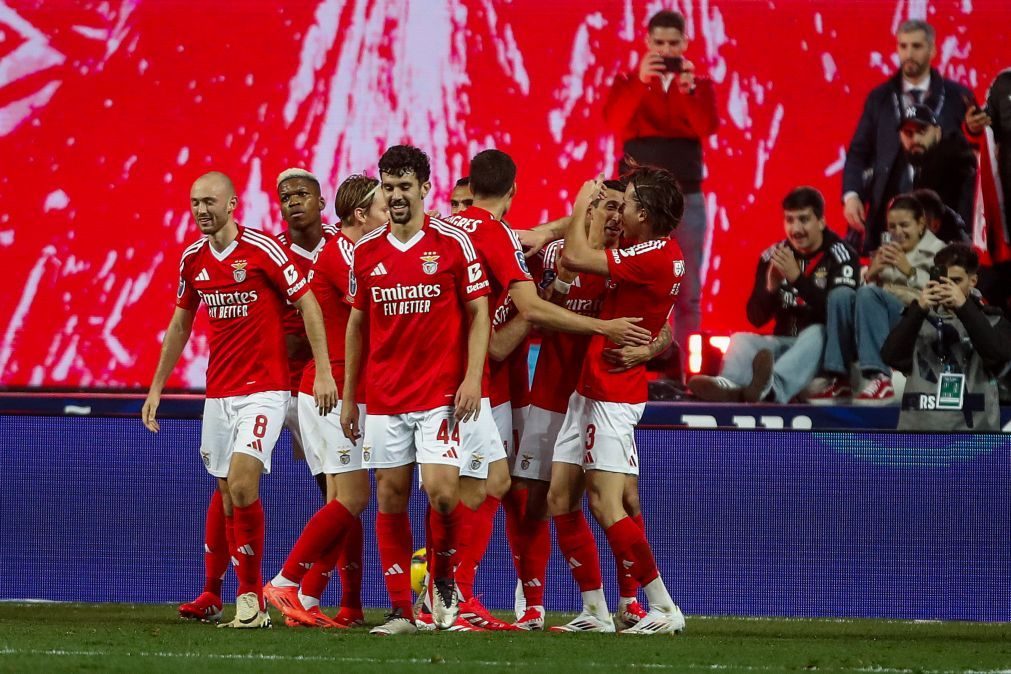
[{"xmin": 811, "ymin": 194, "xmax": 945, "ymax": 405}]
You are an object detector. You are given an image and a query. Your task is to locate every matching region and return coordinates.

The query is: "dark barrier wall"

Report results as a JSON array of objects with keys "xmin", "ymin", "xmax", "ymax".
[{"xmin": 2, "ymin": 415, "xmax": 1008, "ymax": 620}]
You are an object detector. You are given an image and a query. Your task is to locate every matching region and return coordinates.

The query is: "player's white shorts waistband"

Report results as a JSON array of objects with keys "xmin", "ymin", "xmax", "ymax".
[
  {"xmin": 199, "ymin": 390, "xmax": 289, "ymax": 478},
  {"xmin": 297, "ymin": 393, "xmax": 365, "ymax": 476}
]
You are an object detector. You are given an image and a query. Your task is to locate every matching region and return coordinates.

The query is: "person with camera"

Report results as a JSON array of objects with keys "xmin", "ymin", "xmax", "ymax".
[
  {"xmin": 881, "ymin": 244, "xmax": 1011, "ymax": 431},
  {"xmin": 841, "ymin": 20, "xmax": 982, "ymax": 254},
  {"xmin": 603, "ymin": 9, "xmax": 719, "ymax": 379},
  {"xmin": 810, "ymin": 194, "xmax": 944, "ymax": 405}
]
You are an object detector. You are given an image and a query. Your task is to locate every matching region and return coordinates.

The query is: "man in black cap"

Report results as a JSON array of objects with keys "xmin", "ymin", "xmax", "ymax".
[
  {"xmin": 886, "ymin": 104, "xmax": 978, "ymax": 231},
  {"xmin": 841, "ymin": 19, "xmax": 983, "ymax": 253}
]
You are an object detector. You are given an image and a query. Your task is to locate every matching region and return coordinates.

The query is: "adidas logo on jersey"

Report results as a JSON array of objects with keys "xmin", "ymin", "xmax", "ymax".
[
  {"xmin": 246, "ymin": 439, "xmax": 263, "ymax": 452},
  {"xmin": 195, "ymin": 268, "xmax": 210, "ymax": 281},
  {"xmin": 371, "ymin": 263, "xmax": 389, "ymax": 276},
  {"xmin": 384, "ymin": 563, "xmax": 404, "ymax": 576}
]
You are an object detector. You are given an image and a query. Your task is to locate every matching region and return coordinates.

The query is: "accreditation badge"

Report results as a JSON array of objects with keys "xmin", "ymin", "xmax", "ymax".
[{"xmin": 935, "ymin": 372, "xmax": 965, "ymax": 410}]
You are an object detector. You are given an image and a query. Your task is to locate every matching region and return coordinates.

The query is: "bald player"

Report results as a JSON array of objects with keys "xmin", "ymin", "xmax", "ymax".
[{"xmin": 142, "ymin": 171, "xmax": 337, "ymax": 629}]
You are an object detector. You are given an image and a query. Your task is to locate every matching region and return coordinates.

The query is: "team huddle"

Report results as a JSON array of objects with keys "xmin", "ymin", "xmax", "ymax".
[{"xmin": 142, "ymin": 144, "xmax": 687, "ymax": 636}]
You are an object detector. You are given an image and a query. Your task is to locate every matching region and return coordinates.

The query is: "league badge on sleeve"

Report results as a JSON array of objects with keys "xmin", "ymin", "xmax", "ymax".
[
  {"xmin": 515, "ymin": 250, "xmax": 530, "ymax": 275},
  {"xmin": 673, "ymin": 259, "xmax": 685, "ymax": 277},
  {"xmin": 231, "ymin": 260, "xmax": 248, "ymax": 283}
]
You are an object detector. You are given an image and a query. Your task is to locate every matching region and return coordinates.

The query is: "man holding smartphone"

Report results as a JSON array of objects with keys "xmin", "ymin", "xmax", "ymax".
[
  {"xmin": 603, "ymin": 9, "xmax": 719, "ymax": 382},
  {"xmin": 881, "ymin": 244, "xmax": 1011, "ymax": 431}
]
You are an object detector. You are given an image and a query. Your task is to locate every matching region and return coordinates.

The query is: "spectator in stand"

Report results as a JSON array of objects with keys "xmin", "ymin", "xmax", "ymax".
[
  {"xmin": 841, "ymin": 19, "xmax": 983, "ymax": 254},
  {"xmin": 887, "ymin": 105, "xmax": 977, "ymax": 228},
  {"xmin": 810, "ymin": 194, "xmax": 944, "ymax": 405},
  {"xmin": 603, "ymin": 8, "xmax": 719, "ymax": 379},
  {"xmin": 910, "ymin": 188, "xmax": 970, "ymax": 245},
  {"xmin": 688, "ymin": 187, "xmax": 859, "ymax": 404},
  {"xmin": 881, "ymin": 244, "xmax": 1011, "ymax": 431}
]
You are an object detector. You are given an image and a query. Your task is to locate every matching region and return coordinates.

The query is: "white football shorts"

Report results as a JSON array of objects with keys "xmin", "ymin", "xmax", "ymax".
[
  {"xmin": 199, "ymin": 390, "xmax": 289, "ymax": 478},
  {"xmin": 297, "ymin": 393, "xmax": 365, "ymax": 476}
]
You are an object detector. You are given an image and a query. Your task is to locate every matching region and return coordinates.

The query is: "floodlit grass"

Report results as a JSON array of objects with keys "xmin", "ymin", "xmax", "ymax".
[{"xmin": 1, "ymin": 603, "xmax": 1010, "ymax": 673}]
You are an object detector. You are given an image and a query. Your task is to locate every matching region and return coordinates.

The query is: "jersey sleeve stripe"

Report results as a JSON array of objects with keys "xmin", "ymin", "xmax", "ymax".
[
  {"xmin": 323, "ymin": 224, "xmax": 340, "ymax": 235},
  {"xmin": 179, "ymin": 238, "xmax": 207, "ymax": 270},
  {"xmin": 354, "ymin": 225, "xmax": 387, "ymax": 249},
  {"xmin": 337, "ymin": 237, "xmax": 354, "ymax": 266},
  {"xmin": 430, "ymin": 221, "xmax": 477, "ymax": 261},
  {"xmin": 243, "ymin": 229, "xmax": 288, "ymax": 266},
  {"xmin": 542, "ymin": 239, "xmax": 562, "ymax": 270},
  {"xmin": 497, "ymin": 221, "xmax": 525, "ymax": 253}
]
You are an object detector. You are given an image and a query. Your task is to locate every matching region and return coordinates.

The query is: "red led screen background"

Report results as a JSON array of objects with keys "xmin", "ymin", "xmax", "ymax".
[{"xmin": 0, "ymin": 0, "xmax": 1007, "ymax": 388}]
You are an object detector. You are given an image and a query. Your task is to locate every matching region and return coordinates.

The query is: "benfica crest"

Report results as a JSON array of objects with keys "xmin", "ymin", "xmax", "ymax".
[
  {"xmin": 420, "ymin": 254, "xmax": 440, "ymax": 275},
  {"xmin": 231, "ymin": 260, "xmax": 248, "ymax": 282}
]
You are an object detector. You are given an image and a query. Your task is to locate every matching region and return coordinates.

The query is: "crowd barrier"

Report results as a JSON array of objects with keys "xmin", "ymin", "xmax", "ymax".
[{"xmin": 2, "ymin": 405, "xmax": 1008, "ymax": 620}]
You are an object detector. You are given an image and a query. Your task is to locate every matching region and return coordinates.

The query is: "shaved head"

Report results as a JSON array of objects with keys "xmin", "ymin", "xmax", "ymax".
[
  {"xmin": 190, "ymin": 171, "xmax": 238, "ymax": 237},
  {"xmin": 192, "ymin": 171, "xmax": 236, "ymax": 198}
]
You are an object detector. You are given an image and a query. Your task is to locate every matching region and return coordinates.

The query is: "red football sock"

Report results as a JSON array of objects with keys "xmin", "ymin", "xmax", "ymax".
[
  {"xmin": 454, "ymin": 496, "xmax": 500, "ymax": 600},
  {"xmin": 232, "ymin": 500, "xmax": 266, "ymax": 607},
  {"xmin": 224, "ymin": 515, "xmax": 236, "ymax": 570},
  {"xmin": 202, "ymin": 490, "xmax": 228, "ymax": 597},
  {"xmin": 616, "ymin": 512, "xmax": 646, "ymax": 596},
  {"xmin": 503, "ymin": 488, "xmax": 527, "ymax": 578},
  {"xmin": 280, "ymin": 499, "xmax": 356, "ymax": 584},
  {"xmin": 428, "ymin": 504, "xmax": 461, "ymax": 581},
  {"xmin": 299, "ymin": 553, "xmax": 338, "ymax": 603},
  {"xmin": 518, "ymin": 516, "xmax": 550, "ymax": 607},
  {"xmin": 605, "ymin": 516, "xmax": 659, "ymax": 588},
  {"xmin": 553, "ymin": 511, "xmax": 603, "ymax": 592},
  {"xmin": 337, "ymin": 515, "xmax": 363, "ymax": 609},
  {"xmin": 632, "ymin": 512, "xmax": 645, "ymax": 532},
  {"xmin": 376, "ymin": 511, "xmax": 414, "ymax": 617}
]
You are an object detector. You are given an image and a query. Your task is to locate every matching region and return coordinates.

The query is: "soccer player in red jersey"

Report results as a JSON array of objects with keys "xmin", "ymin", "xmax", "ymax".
[
  {"xmin": 444, "ymin": 150, "xmax": 655, "ymax": 630},
  {"xmin": 275, "ymin": 169, "xmax": 340, "ymax": 496},
  {"xmin": 264, "ymin": 174, "xmax": 388, "ymax": 629},
  {"xmin": 505, "ymin": 182, "xmax": 669, "ymax": 630},
  {"xmin": 174, "ymin": 168, "xmax": 336, "ymax": 626},
  {"xmin": 340, "ymin": 145, "xmax": 491, "ymax": 635},
  {"xmin": 142, "ymin": 171, "xmax": 337, "ymax": 629},
  {"xmin": 548, "ymin": 167, "xmax": 687, "ymax": 635}
]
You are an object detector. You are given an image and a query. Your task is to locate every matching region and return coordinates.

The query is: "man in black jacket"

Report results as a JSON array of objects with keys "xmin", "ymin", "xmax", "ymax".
[
  {"xmin": 841, "ymin": 19, "xmax": 983, "ymax": 253},
  {"xmin": 882, "ymin": 244, "xmax": 1011, "ymax": 430},
  {"xmin": 689, "ymin": 187, "xmax": 860, "ymax": 403},
  {"xmin": 890, "ymin": 105, "xmax": 978, "ymax": 228}
]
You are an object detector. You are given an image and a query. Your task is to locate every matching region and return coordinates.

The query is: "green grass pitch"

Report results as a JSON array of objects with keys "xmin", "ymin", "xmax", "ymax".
[{"xmin": 2, "ymin": 603, "xmax": 1011, "ymax": 673}]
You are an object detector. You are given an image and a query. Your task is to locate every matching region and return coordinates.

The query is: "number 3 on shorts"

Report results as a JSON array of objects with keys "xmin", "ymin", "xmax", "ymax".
[{"xmin": 584, "ymin": 423, "xmax": 596, "ymax": 449}]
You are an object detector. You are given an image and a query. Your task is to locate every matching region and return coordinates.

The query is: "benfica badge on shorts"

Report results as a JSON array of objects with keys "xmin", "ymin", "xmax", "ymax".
[
  {"xmin": 338, "ymin": 449, "xmax": 351, "ymax": 465},
  {"xmin": 470, "ymin": 453, "xmax": 484, "ymax": 471},
  {"xmin": 420, "ymin": 254, "xmax": 440, "ymax": 275},
  {"xmin": 231, "ymin": 260, "xmax": 248, "ymax": 283},
  {"xmin": 362, "ymin": 447, "xmax": 371, "ymax": 462},
  {"xmin": 520, "ymin": 454, "xmax": 532, "ymax": 471}
]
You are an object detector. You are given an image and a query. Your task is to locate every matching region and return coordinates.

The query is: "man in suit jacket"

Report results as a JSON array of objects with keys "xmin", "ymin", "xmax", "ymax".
[{"xmin": 841, "ymin": 19, "xmax": 984, "ymax": 254}]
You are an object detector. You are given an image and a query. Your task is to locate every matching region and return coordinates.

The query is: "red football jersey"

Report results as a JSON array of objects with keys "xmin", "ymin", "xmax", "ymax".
[
  {"xmin": 445, "ymin": 206, "xmax": 532, "ymax": 316},
  {"xmin": 350, "ymin": 216, "xmax": 490, "ymax": 415},
  {"xmin": 176, "ymin": 226, "xmax": 310, "ymax": 398},
  {"xmin": 277, "ymin": 224, "xmax": 339, "ymax": 391},
  {"xmin": 298, "ymin": 232, "xmax": 368, "ymax": 402},
  {"xmin": 578, "ymin": 237, "xmax": 685, "ymax": 404},
  {"xmin": 446, "ymin": 206, "xmax": 532, "ymax": 404},
  {"xmin": 529, "ymin": 240, "xmax": 607, "ymax": 413}
]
